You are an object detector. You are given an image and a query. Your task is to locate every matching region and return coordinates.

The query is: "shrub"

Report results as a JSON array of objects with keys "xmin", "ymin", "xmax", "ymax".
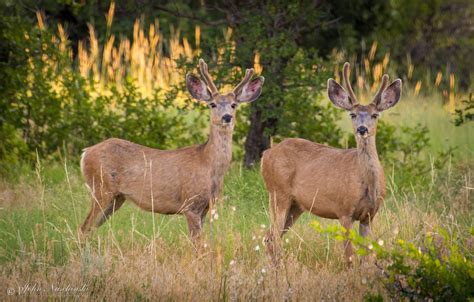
[{"xmin": 312, "ymin": 222, "xmax": 474, "ymax": 301}]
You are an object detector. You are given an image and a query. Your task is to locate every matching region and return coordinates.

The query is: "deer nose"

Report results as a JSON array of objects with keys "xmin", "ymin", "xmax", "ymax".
[
  {"xmin": 357, "ymin": 126, "xmax": 368, "ymax": 135},
  {"xmin": 222, "ymin": 114, "xmax": 232, "ymax": 123}
]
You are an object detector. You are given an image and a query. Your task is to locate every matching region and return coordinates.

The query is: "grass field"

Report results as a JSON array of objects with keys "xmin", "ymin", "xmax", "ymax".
[{"xmin": 0, "ymin": 93, "xmax": 472, "ymax": 299}]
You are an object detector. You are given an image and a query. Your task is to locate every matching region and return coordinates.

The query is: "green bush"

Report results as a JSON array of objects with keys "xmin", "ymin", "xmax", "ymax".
[
  {"xmin": 312, "ymin": 222, "xmax": 474, "ymax": 301},
  {"xmin": 0, "ymin": 21, "xmax": 207, "ymax": 165}
]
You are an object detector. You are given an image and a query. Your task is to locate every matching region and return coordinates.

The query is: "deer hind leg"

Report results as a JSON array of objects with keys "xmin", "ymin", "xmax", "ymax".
[
  {"xmin": 93, "ymin": 194, "xmax": 126, "ymax": 229},
  {"xmin": 282, "ymin": 204, "xmax": 304, "ymax": 235},
  {"xmin": 339, "ymin": 216, "xmax": 354, "ymax": 266},
  {"xmin": 264, "ymin": 191, "xmax": 293, "ymax": 263},
  {"xmin": 184, "ymin": 211, "xmax": 203, "ymax": 247},
  {"xmin": 80, "ymin": 179, "xmax": 124, "ymax": 234},
  {"xmin": 359, "ymin": 221, "xmax": 370, "ymax": 238}
]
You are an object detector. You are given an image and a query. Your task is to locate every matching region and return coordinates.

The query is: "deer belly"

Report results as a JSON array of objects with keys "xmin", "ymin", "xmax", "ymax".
[{"xmin": 294, "ymin": 185, "xmax": 360, "ymax": 219}]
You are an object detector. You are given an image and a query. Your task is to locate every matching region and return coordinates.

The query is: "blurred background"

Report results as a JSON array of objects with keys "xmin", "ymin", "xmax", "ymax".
[{"xmin": 0, "ymin": 0, "xmax": 472, "ymax": 169}]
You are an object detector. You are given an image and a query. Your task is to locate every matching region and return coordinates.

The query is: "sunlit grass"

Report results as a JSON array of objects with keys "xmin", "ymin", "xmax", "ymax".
[{"xmin": 0, "ymin": 159, "xmax": 471, "ymax": 299}]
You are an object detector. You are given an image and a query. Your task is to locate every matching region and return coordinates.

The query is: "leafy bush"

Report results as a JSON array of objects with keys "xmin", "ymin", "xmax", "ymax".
[
  {"xmin": 454, "ymin": 93, "xmax": 474, "ymax": 126},
  {"xmin": 0, "ymin": 19, "xmax": 207, "ymax": 165},
  {"xmin": 312, "ymin": 222, "xmax": 474, "ymax": 301}
]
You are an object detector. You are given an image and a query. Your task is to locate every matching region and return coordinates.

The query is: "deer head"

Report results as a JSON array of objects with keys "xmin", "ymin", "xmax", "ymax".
[
  {"xmin": 186, "ymin": 59, "xmax": 265, "ymax": 128},
  {"xmin": 327, "ymin": 62, "xmax": 402, "ymax": 139}
]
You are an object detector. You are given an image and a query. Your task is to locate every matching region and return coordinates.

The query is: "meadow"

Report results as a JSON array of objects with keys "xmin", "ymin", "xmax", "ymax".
[
  {"xmin": 0, "ymin": 8, "xmax": 473, "ymax": 301},
  {"xmin": 0, "ymin": 92, "xmax": 472, "ymax": 300}
]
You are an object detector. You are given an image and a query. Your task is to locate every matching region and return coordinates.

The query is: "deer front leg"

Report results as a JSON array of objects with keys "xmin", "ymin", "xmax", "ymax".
[{"xmin": 339, "ymin": 216, "xmax": 354, "ymax": 266}]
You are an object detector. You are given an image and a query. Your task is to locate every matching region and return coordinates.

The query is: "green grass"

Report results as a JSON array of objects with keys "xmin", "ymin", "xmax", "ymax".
[
  {"xmin": 0, "ymin": 92, "xmax": 472, "ymax": 300},
  {"xmin": 0, "ymin": 155, "xmax": 472, "ymax": 299}
]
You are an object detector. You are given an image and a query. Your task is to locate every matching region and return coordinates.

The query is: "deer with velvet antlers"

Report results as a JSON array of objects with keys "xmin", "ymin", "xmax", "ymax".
[
  {"xmin": 262, "ymin": 62, "xmax": 402, "ymax": 263},
  {"xmin": 79, "ymin": 59, "xmax": 264, "ymax": 243}
]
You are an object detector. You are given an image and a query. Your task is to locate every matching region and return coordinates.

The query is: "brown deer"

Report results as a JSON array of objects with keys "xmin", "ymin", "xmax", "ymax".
[
  {"xmin": 79, "ymin": 59, "xmax": 264, "ymax": 243},
  {"xmin": 262, "ymin": 62, "xmax": 401, "ymax": 263}
]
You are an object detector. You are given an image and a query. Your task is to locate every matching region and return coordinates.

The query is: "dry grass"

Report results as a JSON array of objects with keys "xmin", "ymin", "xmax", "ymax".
[{"xmin": 0, "ymin": 160, "xmax": 471, "ymax": 300}]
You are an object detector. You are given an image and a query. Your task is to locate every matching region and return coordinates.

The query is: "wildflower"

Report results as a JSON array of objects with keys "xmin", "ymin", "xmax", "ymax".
[
  {"xmin": 229, "ymin": 260, "xmax": 236, "ymax": 266},
  {"xmin": 377, "ymin": 239, "xmax": 384, "ymax": 246},
  {"xmin": 260, "ymin": 224, "xmax": 266, "ymax": 229},
  {"xmin": 231, "ymin": 206, "xmax": 236, "ymax": 212},
  {"xmin": 255, "ymin": 245, "xmax": 260, "ymax": 252},
  {"xmin": 252, "ymin": 235, "xmax": 257, "ymax": 241},
  {"xmin": 261, "ymin": 268, "xmax": 266, "ymax": 274},
  {"xmin": 285, "ymin": 238, "xmax": 289, "ymax": 243},
  {"xmin": 368, "ymin": 244, "xmax": 373, "ymax": 250}
]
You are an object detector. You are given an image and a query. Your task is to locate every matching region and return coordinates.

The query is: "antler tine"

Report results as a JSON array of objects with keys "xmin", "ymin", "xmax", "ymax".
[
  {"xmin": 232, "ymin": 68, "xmax": 254, "ymax": 96},
  {"xmin": 343, "ymin": 62, "xmax": 359, "ymax": 105},
  {"xmin": 198, "ymin": 59, "xmax": 219, "ymax": 97},
  {"xmin": 372, "ymin": 74, "xmax": 389, "ymax": 104}
]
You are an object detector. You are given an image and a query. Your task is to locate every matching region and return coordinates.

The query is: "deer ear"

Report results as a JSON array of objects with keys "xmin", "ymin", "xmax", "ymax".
[
  {"xmin": 376, "ymin": 79, "xmax": 402, "ymax": 111},
  {"xmin": 327, "ymin": 79, "xmax": 352, "ymax": 110},
  {"xmin": 186, "ymin": 74, "xmax": 211, "ymax": 101},
  {"xmin": 236, "ymin": 76, "xmax": 264, "ymax": 103}
]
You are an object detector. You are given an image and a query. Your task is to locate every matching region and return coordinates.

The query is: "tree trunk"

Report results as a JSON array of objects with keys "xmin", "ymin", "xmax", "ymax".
[{"xmin": 243, "ymin": 104, "xmax": 270, "ymax": 168}]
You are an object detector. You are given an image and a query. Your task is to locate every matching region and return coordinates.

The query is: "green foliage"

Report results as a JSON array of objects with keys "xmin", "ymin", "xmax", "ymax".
[
  {"xmin": 381, "ymin": 233, "xmax": 474, "ymax": 301},
  {"xmin": 454, "ymin": 94, "xmax": 474, "ymax": 126},
  {"xmin": 375, "ymin": 0, "xmax": 474, "ymax": 89},
  {"xmin": 312, "ymin": 222, "xmax": 474, "ymax": 301},
  {"xmin": 0, "ymin": 21, "xmax": 206, "ymax": 165}
]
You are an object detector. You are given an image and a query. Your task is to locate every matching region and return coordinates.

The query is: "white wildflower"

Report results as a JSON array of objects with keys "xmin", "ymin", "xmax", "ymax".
[
  {"xmin": 255, "ymin": 245, "xmax": 260, "ymax": 252},
  {"xmin": 377, "ymin": 239, "xmax": 384, "ymax": 246}
]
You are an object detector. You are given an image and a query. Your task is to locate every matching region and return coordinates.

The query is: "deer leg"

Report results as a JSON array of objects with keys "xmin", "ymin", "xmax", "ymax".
[
  {"xmin": 282, "ymin": 204, "xmax": 304, "ymax": 236},
  {"xmin": 359, "ymin": 221, "xmax": 370, "ymax": 238},
  {"xmin": 339, "ymin": 216, "xmax": 354, "ymax": 265},
  {"xmin": 94, "ymin": 195, "xmax": 126, "ymax": 229},
  {"xmin": 80, "ymin": 190, "xmax": 110, "ymax": 234},
  {"xmin": 80, "ymin": 193, "xmax": 125, "ymax": 234},
  {"xmin": 184, "ymin": 211, "xmax": 203, "ymax": 246},
  {"xmin": 264, "ymin": 192, "xmax": 292, "ymax": 263}
]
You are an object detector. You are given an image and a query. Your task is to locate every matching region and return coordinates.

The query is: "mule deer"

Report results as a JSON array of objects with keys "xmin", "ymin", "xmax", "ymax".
[
  {"xmin": 262, "ymin": 62, "xmax": 401, "ymax": 263},
  {"xmin": 79, "ymin": 59, "xmax": 264, "ymax": 243}
]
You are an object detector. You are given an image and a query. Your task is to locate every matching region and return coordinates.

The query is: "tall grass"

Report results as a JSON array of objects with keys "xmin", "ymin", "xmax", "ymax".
[{"xmin": 0, "ymin": 159, "xmax": 471, "ymax": 299}]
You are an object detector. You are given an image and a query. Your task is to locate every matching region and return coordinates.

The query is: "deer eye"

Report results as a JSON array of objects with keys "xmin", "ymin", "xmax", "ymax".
[
  {"xmin": 350, "ymin": 113, "xmax": 356, "ymax": 119},
  {"xmin": 209, "ymin": 103, "xmax": 217, "ymax": 108},
  {"xmin": 231, "ymin": 103, "xmax": 237, "ymax": 109},
  {"xmin": 371, "ymin": 113, "xmax": 379, "ymax": 119}
]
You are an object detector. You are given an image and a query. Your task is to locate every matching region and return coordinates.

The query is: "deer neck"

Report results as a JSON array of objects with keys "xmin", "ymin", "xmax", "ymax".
[
  {"xmin": 203, "ymin": 124, "xmax": 233, "ymax": 196},
  {"xmin": 356, "ymin": 135, "xmax": 381, "ymax": 206}
]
